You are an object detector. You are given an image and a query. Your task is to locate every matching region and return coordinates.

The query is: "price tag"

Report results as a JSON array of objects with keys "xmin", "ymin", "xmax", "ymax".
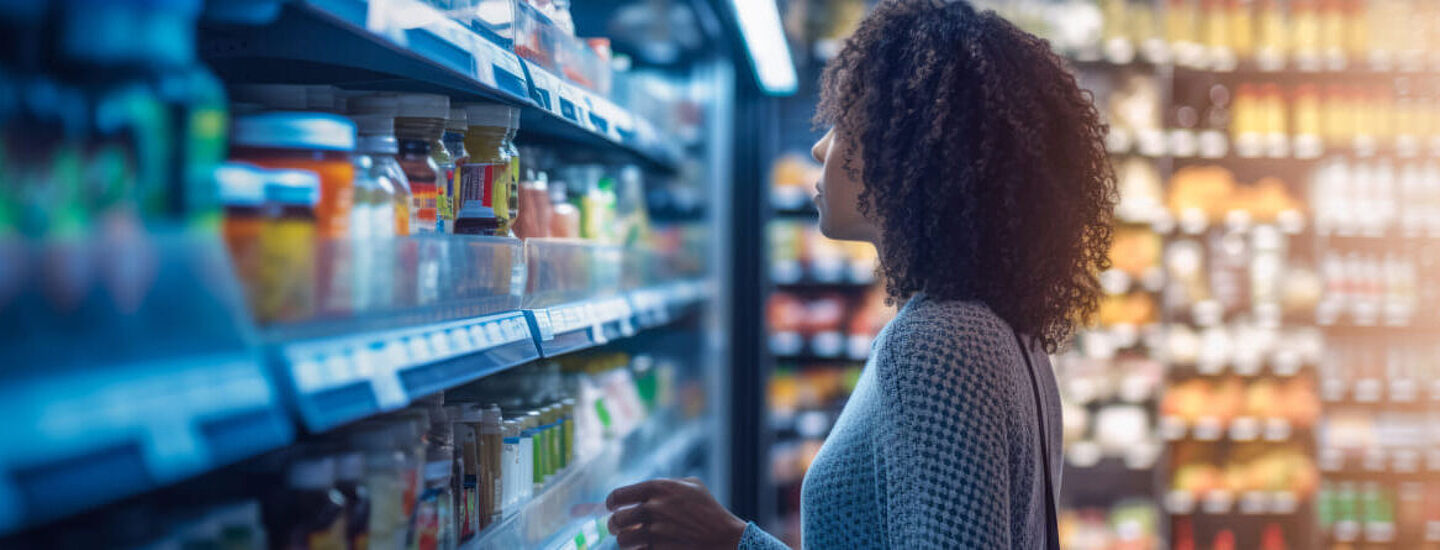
[
  {"xmin": 1160, "ymin": 416, "xmax": 1187, "ymax": 441},
  {"xmin": 1198, "ymin": 130, "xmax": 1229, "ymax": 159},
  {"xmin": 1193, "ymin": 417, "xmax": 1223, "ymax": 441},
  {"xmin": 1202, "ymin": 490, "xmax": 1233, "ymax": 514},
  {"xmin": 1229, "ymin": 417, "xmax": 1259, "ymax": 441},
  {"xmin": 448, "ymin": 328, "xmax": 473, "ymax": 354},
  {"xmin": 468, "ymin": 324, "xmax": 489, "ymax": 348},
  {"xmin": 385, "ymin": 340, "xmax": 410, "ymax": 369},
  {"xmin": 484, "ymin": 323, "xmax": 504, "ymax": 347},
  {"xmin": 427, "ymin": 331, "xmax": 452, "ymax": 358},
  {"xmin": 1355, "ymin": 379, "xmax": 1382, "ymax": 403},
  {"xmin": 1239, "ymin": 491, "xmax": 1268, "ymax": 515},
  {"xmin": 1263, "ymin": 418, "xmax": 1291, "ymax": 442},
  {"xmin": 292, "ymin": 356, "xmax": 326, "ymax": 392},
  {"xmin": 1165, "ymin": 490, "xmax": 1196, "ymax": 514}
]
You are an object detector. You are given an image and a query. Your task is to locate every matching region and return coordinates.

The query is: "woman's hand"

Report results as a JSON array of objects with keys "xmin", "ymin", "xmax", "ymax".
[{"xmin": 605, "ymin": 477, "xmax": 748, "ymax": 550}]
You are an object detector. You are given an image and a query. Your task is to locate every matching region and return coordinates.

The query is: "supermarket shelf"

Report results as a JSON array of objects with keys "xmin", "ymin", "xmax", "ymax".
[
  {"xmin": 769, "ymin": 261, "xmax": 877, "ymax": 288},
  {"xmin": 1159, "ymin": 416, "xmax": 1306, "ymax": 443},
  {"xmin": 527, "ymin": 280, "xmax": 708, "ymax": 358},
  {"xmin": 463, "ymin": 421, "xmax": 707, "ymax": 550},
  {"xmin": 769, "ymin": 331, "xmax": 873, "ymax": 363},
  {"xmin": 1164, "ymin": 489, "xmax": 1303, "ymax": 516},
  {"xmin": 1107, "ymin": 127, "xmax": 1440, "ymax": 161},
  {"xmin": 201, "ymin": 0, "xmax": 681, "ymax": 171},
  {"xmin": 1320, "ymin": 377, "xmax": 1439, "ymax": 407}
]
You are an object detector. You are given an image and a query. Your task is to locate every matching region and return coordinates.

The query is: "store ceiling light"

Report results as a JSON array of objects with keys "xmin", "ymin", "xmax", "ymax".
[{"xmin": 730, "ymin": 0, "xmax": 797, "ymax": 95}]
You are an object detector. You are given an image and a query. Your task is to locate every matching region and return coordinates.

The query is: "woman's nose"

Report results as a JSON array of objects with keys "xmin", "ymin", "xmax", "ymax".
[{"xmin": 811, "ymin": 130, "xmax": 831, "ymax": 163}]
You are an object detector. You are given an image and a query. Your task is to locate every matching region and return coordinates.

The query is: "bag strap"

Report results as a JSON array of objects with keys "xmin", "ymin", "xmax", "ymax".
[{"xmin": 1012, "ymin": 330, "xmax": 1060, "ymax": 550}]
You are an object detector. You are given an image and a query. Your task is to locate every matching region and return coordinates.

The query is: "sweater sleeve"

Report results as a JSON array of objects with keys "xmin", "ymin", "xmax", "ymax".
[
  {"xmin": 736, "ymin": 522, "xmax": 790, "ymax": 550},
  {"xmin": 872, "ymin": 324, "xmax": 1014, "ymax": 548}
]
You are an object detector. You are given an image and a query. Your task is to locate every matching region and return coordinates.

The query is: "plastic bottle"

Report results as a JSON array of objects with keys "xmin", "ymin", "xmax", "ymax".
[
  {"xmin": 334, "ymin": 450, "xmax": 370, "ymax": 550},
  {"xmin": 350, "ymin": 425, "xmax": 407, "ymax": 550},
  {"xmin": 281, "ymin": 456, "xmax": 348, "ymax": 550},
  {"xmin": 513, "ymin": 413, "xmax": 535, "ymax": 504},
  {"xmin": 453, "ymin": 404, "xmax": 482, "ymax": 538},
  {"xmin": 500, "ymin": 419, "xmax": 521, "ymax": 516},
  {"xmin": 514, "ymin": 170, "xmax": 551, "ymax": 240},
  {"xmin": 438, "ymin": 107, "xmax": 467, "ymax": 233},
  {"xmin": 525, "ymin": 410, "xmax": 545, "ymax": 492},
  {"xmin": 256, "ymin": 169, "xmax": 320, "ymax": 323},
  {"xmin": 392, "ymin": 94, "xmax": 449, "ymax": 232},
  {"xmin": 548, "ymin": 179, "xmax": 580, "ymax": 239},
  {"xmin": 350, "ymin": 95, "xmax": 415, "ymax": 236},
  {"xmin": 479, "ymin": 404, "xmax": 504, "ymax": 527},
  {"xmin": 455, "ymin": 104, "xmax": 512, "ymax": 236},
  {"xmin": 216, "ymin": 163, "xmax": 265, "ymax": 298},
  {"xmin": 561, "ymin": 397, "xmax": 576, "ymax": 468},
  {"xmin": 414, "ymin": 405, "xmax": 454, "ymax": 550}
]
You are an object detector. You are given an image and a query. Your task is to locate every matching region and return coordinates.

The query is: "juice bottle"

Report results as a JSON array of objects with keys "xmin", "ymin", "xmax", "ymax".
[
  {"xmin": 1255, "ymin": 0, "xmax": 1286, "ymax": 67},
  {"xmin": 1228, "ymin": 0, "xmax": 1254, "ymax": 60},
  {"xmin": 1291, "ymin": 0, "xmax": 1322, "ymax": 67},
  {"xmin": 256, "ymin": 169, "xmax": 319, "ymax": 324},
  {"xmin": 439, "ymin": 107, "xmax": 468, "ymax": 233},
  {"xmin": 500, "ymin": 419, "xmax": 521, "ymax": 516},
  {"xmin": 455, "ymin": 103, "xmax": 511, "ymax": 236},
  {"xmin": 1319, "ymin": 0, "xmax": 1345, "ymax": 66},
  {"xmin": 392, "ymin": 94, "xmax": 449, "ymax": 233}
]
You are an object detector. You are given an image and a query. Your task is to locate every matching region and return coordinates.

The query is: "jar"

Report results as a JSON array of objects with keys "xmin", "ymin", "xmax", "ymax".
[
  {"xmin": 455, "ymin": 103, "xmax": 514, "ymax": 236},
  {"xmin": 394, "ymin": 94, "xmax": 450, "ymax": 232},
  {"xmin": 256, "ymin": 169, "xmax": 319, "ymax": 324},
  {"xmin": 231, "ymin": 112, "xmax": 356, "ymax": 239}
]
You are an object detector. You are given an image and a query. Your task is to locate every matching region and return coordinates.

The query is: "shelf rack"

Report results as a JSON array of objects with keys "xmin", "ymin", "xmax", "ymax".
[
  {"xmin": 201, "ymin": 0, "xmax": 682, "ymax": 172},
  {"xmin": 0, "ymin": 234, "xmax": 711, "ymax": 536}
]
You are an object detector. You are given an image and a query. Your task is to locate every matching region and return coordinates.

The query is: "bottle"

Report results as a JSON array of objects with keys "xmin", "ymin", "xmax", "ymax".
[
  {"xmin": 514, "ymin": 170, "xmax": 551, "ymax": 240},
  {"xmin": 479, "ymin": 404, "xmax": 504, "ymax": 527},
  {"xmin": 347, "ymin": 114, "xmax": 398, "ymax": 313},
  {"xmin": 392, "ymin": 94, "xmax": 450, "ymax": 232},
  {"xmin": 548, "ymin": 179, "xmax": 581, "ymax": 238},
  {"xmin": 503, "ymin": 108, "xmax": 521, "ymax": 235},
  {"xmin": 451, "ymin": 405, "xmax": 481, "ymax": 540},
  {"xmin": 439, "ymin": 107, "xmax": 468, "ymax": 233},
  {"xmin": 500, "ymin": 419, "xmax": 521, "ymax": 515},
  {"xmin": 525, "ymin": 410, "xmax": 544, "ymax": 492},
  {"xmin": 231, "ymin": 113, "xmax": 356, "ymax": 239},
  {"xmin": 561, "ymin": 398, "xmax": 576, "ymax": 468},
  {"xmin": 415, "ymin": 405, "xmax": 454, "ymax": 550},
  {"xmin": 350, "ymin": 94, "xmax": 416, "ymax": 235},
  {"xmin": 615, "ymin": 166, "xmax": 649, "ymax": 246},
  {"xmin": 334, "ymin": 450, "xmax": 370, "ymax": 550},
  {"xmin": 455, "ymin": 103, "xmax": 511, "ymax": 236},
  {"xmin": 350, "ymin": 424, "xmax": 407, "ymax": 550},
  {"xmin": 390, "ymin": 411, "xmax": 429, "ymax": 550},
  {"xmin": 256, "ymin": 169, "xmax": 320, "ymax": 323},
  {"xmin": 281, "ymin": 456, "xmax": 348, "ymax": 550},
  {"xmin": 215, "ymin": 163, "xmax": 265, "ymax": 302}
]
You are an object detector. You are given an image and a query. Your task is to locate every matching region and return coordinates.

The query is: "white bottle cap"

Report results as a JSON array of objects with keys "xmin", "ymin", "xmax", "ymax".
[
  {"xmin": 464, "ymin": 103, "xmax": 513, "ymax": 127},
  {"xmin": 396, "ymin": 93, "xmax": 451, "ymax": 119}
]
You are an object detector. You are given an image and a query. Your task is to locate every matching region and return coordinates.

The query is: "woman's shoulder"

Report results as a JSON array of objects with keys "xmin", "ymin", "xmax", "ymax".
[{"xmin": 872, "ymin": 295, "xmax": 1021, "ymax": 400}]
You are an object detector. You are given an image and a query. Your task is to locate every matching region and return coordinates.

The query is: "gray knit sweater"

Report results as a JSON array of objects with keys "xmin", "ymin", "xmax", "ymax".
[{"xmin": 740, "ymin": 295, "xmax": 1063, "ymax": 549}]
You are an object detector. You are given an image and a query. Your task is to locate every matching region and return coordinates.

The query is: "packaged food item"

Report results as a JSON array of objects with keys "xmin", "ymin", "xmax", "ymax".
[
  {"xmin": 350, "ymin": 424, "xmax": 408, "ymax": 550},
  {"xmin": 255, "ymin": 169, "xmax": 320, "ymax": 323},
  {"xmin": 548, "ymin": 179, "xmax": 581, "ymax": 238},
  {"xmin": 230, "ymin": 112, "xmax": 356, "ymax": 239},
  {"xmin": 524, "ymin": 410, "xmax": 544, "ymax": 492},
  {"xmin": 479, "ymin": 404, "xmax": 504, "ymax": 527},
  {"xmin": 334, "ymin": 450, "xmax": 370, "ymax": 550},
  {"xmin": 455, "ymin": 104, "xmax": 516, "ymax": 236},
  {"xmin": 514, "ymin": 170, "xmax": 552, "ymax": 239},
  {"xmin": 415, "ymin": 405, "xmax": 454, "ymax": 550},
  {"xmin": 439, "ymin": 107, "xmax": 468, "ymax": 233},
  {"xmin": 281, "ymin": 456, "xmax": 348, "ymax": 550},
  {"xmin": 383, "ymin": 94, "xmax": 449, "ymax": 232}
]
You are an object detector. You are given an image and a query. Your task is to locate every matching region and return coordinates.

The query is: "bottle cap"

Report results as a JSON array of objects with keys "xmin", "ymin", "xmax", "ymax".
[
  {"xmin": 306, "ymin": 85, "xmax": 338, "ymax": 112},
  {"xmin": 395, "ymin": 93, "xmax": 450, "ymax": 119},
  {"xmin": 464, "ymin": 103, "xmax": 512, "ymax": 127},
  {"xmin": 262, "ymin": 169, "xmax": 320, "ymax": 206},
  {"xmin": 286, "ymin": 456, "xmax": 336, "ymax": 490},
  {"xmin": 447, "ymin": 107, "xmax": 468, "ymax": 130},
  {"xmin": 232, "ymin": 111, "xmax": 355, "ymax": 151},
  {"xmin": 214, "ymin": 162, "xmax": 266, "ymax": 206},
  {"xmin": 351, "ymin": 113, "xmax": 395, "ymax": 137},
  {"xmin": 349, "ymin": 93, "xmax": 400, "ymax": 116},
  {"xmin": 482, "ymin": 403, "xmax": 503, "ymax": 426}
]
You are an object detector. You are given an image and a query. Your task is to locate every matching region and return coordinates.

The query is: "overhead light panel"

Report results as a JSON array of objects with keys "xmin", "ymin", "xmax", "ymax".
[{"xmin": 730, "ymin": 0, "xmax": 797, "ymax": 95}]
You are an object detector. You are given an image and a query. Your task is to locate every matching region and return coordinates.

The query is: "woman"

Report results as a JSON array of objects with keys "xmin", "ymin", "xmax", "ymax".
[{"xmin": 606, "ymin": 0, "xmax": 1115, "ymax": 547}]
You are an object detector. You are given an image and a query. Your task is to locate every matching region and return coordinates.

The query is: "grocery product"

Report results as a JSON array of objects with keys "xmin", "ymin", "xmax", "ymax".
[
  {"xmin": 513, "ymin": 170, "xmax": 552, "ymax": 240},
  {"xmin": 230, "ymin": 111, "xmax": 356, "ymax": 240},
  {"xmin": 455, "ymin": 104, "xmax": 513, "ymax": 236},
  {"xmin": 547, "ymin": 178, "xmax": 580, "ymax": 238},
  {"xmin": 378, "ymin": 94, "xmax": 448, "ymax": 233},
  {"xmin": 255, "ymin": 169, "xmax": 320, "ymax": 323},
  {"xmin": 438, "ymin": 107, "xmax": 467, "ymax": 233}
]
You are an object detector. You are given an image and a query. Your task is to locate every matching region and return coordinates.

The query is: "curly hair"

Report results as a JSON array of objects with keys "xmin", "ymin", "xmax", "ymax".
[{"xmin": 816, "ymin": 0, "xmax": 1116, "ymax": 352}]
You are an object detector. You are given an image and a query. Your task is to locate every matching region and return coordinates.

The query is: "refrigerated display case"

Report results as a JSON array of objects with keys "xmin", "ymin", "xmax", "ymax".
[{"xmin": 0, "ymin": 0, "xmax": 751, "ymax": 547}]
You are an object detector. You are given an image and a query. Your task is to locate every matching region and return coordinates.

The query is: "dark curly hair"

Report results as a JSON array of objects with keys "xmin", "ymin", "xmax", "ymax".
[{"xmin": 816, "ymin": 0, "xmax": 1116, "ymax": 352}]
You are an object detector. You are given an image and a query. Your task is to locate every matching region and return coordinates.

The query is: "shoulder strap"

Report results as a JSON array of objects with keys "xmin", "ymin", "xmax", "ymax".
[{"xmin": 1012, "ymin": 330, "xmax": 1060, "ymax": 550}]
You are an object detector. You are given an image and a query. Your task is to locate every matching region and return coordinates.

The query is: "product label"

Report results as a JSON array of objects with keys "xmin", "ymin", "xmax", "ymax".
[
  {"xmin": 415, "ymin": 489, "xmax": 440, "ymax": 550},
  {"xmin": 457, "ymin": 162, "xmax": 500, "ymax": 221}
]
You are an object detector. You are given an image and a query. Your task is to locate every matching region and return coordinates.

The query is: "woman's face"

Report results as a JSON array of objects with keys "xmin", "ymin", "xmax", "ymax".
[{"xmin": 811, "ymin": 129, "xmax": 878, "ymax": 243}]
